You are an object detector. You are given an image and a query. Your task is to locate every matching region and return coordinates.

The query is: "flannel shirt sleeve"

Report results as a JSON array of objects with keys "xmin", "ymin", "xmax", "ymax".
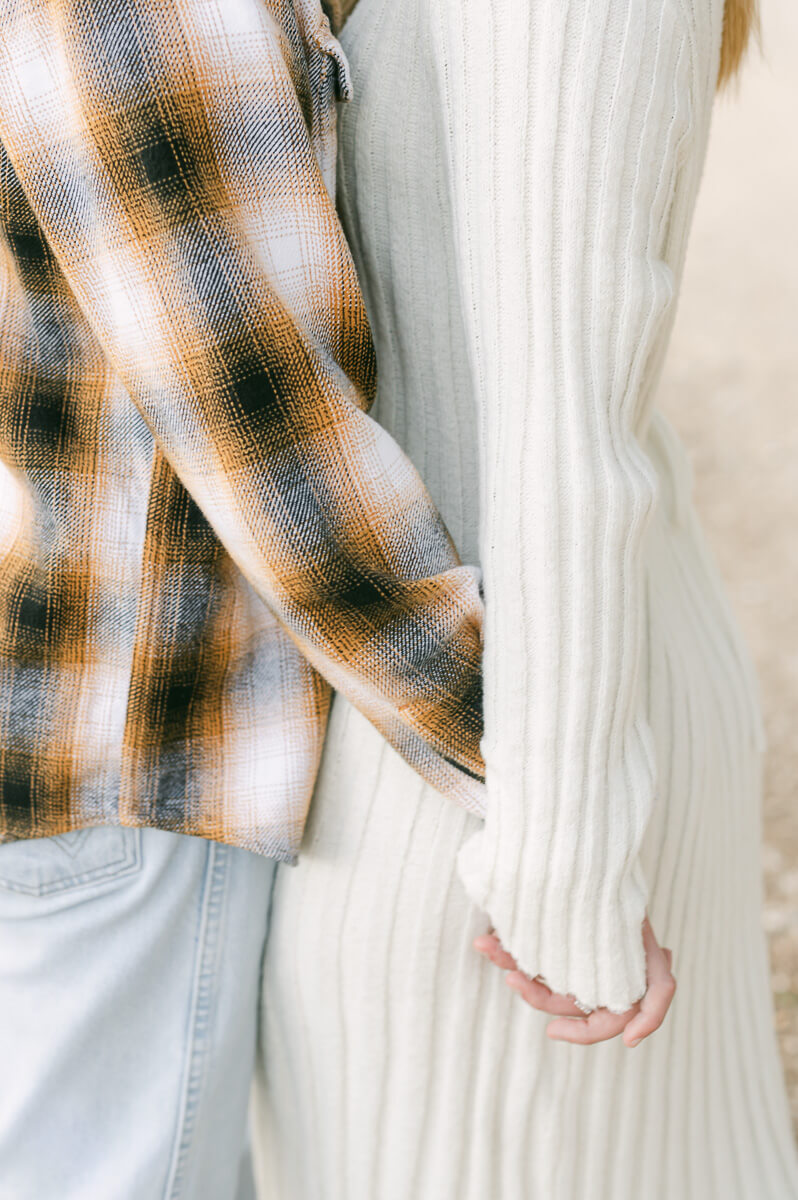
[{"xmin": 0, "ymin": 0, "xmax": 485, "ymax": 803}]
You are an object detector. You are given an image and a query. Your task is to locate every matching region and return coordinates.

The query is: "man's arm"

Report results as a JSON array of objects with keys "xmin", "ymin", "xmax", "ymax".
[{"xmin": 0, "ymin": 0, "xmax": 485, "ymax": 805}]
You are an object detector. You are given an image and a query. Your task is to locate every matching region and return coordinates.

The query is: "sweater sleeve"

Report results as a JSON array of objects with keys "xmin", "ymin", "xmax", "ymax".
[{"xmin": 439, "ymin": 0, "xmax": 697, "ymax": 1013}]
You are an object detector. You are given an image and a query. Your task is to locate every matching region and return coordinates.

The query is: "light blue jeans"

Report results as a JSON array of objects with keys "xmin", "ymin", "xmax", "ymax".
[{"xmin": 0, "ymin": 825, "xmax": 278, "ymax": 1200}]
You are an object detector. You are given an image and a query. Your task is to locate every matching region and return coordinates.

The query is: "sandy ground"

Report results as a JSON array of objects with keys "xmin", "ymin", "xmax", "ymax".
[{"xmin": 658, "ymin": 0, "xmax": 798, "ymax": 1129}]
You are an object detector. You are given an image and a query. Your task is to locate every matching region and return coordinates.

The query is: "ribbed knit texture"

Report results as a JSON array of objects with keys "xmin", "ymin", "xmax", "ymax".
[
  {"xmin": 251, "ymin": 0, "xmax": 798, "ymax": 1193},
  {"xmin": 255, "ymin": 646, "xmax": 797, "ymax": 1197},
  {"xmin": 319, "ymin": 0, "xmax": 772, "ymax": 1014}
]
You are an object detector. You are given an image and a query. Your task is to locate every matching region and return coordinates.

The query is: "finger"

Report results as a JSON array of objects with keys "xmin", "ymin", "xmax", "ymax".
[
  {"xmin": 623, "ymin": 972, "xmax": 676, "ymax": 1046},
  {"xmin": 473, "ymin": 933, "xmax": 518, "ymax": 972},
  {"xmin": 505, "ymin": 971, "xmax": 591, "ymax": 1018},
  {"xmin": 546, "ymin": 1004, "xmax": 637, "ymax": 1045},
  {"xmin": 623, "ymin": 933, "xmax": 677, "ymax": 1047}
]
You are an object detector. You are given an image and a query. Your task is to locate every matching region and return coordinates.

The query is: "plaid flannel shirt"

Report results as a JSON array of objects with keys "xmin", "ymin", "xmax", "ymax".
[{"xmin": 0, "ymin": 0, "xmax": 486, "ymax": 856}]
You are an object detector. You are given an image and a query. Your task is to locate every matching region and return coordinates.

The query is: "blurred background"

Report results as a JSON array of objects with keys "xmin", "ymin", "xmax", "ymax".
[{"xmin": 659, "ymin": 0, "xmax": 798, "ymax": 1129}]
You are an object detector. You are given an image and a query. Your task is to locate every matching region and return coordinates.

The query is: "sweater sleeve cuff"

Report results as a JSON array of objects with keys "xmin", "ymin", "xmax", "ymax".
[{"xmin": 455, "ymin": 823, "xmax": 650, "ymax": 1015}]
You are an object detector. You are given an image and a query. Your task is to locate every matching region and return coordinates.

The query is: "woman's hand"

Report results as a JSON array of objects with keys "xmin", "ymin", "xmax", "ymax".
[{"xmin": 474, "ymin": 914, "xmax": 675, "ymax": 1047}]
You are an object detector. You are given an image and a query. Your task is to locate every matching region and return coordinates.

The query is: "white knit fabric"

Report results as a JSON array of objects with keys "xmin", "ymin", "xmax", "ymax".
[
  {"xmin": 328, "ymin": 0, "xmax": 767, "ymax": 1014},
  {"xmin": 255, "ymin": 668, "xmax": 798, "ymax": 1198},
  {"xmin": 252, "ymin": 0, "xmax": 798, "ymax": 1193}
]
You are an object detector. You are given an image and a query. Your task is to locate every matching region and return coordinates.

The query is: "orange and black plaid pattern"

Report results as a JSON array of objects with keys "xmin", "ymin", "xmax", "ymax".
[{"xmin": 0, "ymin": 0, "xmax": 486, "ymax": 856}]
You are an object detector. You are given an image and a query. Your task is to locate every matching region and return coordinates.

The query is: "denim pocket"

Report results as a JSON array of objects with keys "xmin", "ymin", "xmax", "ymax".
[{"xmin": 0, "ymin": 826, "xmax": 142, "ymax": 896}]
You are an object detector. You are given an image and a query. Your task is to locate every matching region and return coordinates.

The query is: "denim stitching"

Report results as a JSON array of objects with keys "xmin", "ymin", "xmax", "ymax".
[
  {"xmin": 164, "ymin": 840, "xmax": 231, "ymax": 1200},
  {"xmin": 254, "ymin": 858, "xmax": 281, "ymax": 1060},
  {"xmin": 0, "ymin": 828, "xmax": 142, "ymax": 896}
]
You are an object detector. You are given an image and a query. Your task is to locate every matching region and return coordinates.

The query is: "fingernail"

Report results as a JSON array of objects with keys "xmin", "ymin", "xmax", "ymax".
[{"xmin": 628, "ymin": 1037, "xmax": 642, "ymax": 1048}]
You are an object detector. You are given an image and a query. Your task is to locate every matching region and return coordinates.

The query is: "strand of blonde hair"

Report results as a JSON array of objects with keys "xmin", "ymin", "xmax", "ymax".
[{"xmin": 719, "ymin": 0, "xmax": 761, "ymax": 87}]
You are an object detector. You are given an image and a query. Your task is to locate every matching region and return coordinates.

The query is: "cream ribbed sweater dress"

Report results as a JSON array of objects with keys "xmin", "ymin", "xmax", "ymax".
[{"xmin": 252, "ymin": 0, "xmax": 798, "ymax": 1195}]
